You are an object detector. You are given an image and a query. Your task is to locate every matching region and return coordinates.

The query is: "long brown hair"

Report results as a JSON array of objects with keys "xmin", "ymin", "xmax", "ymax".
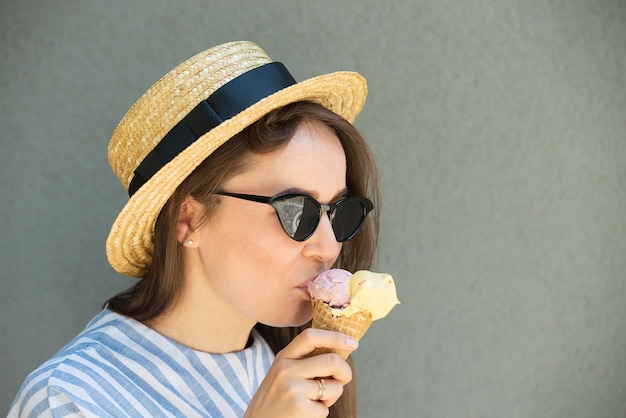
[{"xmin": 106, "ymin": 101, "xmax": 381, "ymax": 417}]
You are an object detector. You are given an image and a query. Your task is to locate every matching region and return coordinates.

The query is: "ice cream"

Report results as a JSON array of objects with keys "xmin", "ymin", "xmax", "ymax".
[
  {"xmin": 306, "ymin": 268, "xmax": 352, "ymax": 308},
  {"xmin": 307, "ymin": 269, "xmax": 400, "ymax": 359}
]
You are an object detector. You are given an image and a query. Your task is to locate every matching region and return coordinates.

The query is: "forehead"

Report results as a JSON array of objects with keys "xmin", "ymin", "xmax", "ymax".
[{"xmin": 225, "ymin": 120, "xmax": 347, "ymax": 200}]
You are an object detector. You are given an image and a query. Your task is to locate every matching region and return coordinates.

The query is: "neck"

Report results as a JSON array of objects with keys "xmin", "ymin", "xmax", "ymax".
[{"xmin": 145, "ymin": 273, "xmax": 255, "ymax": 353}]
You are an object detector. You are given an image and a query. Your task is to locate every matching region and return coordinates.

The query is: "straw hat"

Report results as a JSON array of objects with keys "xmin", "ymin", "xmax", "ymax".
[{"xmin": 106, "ymin": 41, "xmax": 367, "ymax": 277}]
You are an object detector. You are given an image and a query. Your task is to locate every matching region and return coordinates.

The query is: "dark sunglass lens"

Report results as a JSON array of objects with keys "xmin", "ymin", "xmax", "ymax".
[
  {"xmin": 331, "ymin": 199, "xmax": 368, "ymax": 242},
  {"xmin": 273, "ymin": 196, "xmax": 321, "ymax": 241},
  {"xmin": 293, "ymin": 196, "xmax": 321, "ymax": 240}
]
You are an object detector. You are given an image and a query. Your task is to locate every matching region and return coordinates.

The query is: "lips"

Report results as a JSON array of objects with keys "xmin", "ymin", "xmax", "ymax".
[
  {"xmin": 297, "ymin": 280, "xmax": 313, "ymax": 292},
  {"xmin": 297, "ymin": 274, "xmax": 320, "ymax": 296}
]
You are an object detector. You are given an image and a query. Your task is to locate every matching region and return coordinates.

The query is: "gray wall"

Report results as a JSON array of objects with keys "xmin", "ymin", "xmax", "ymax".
[{"xmin": 2, "ymin": 1, "xmax": 625, "ymax": 416}]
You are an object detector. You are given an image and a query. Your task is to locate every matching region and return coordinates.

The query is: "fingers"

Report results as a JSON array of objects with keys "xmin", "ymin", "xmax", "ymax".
[
  {"xmin": 273, "ymin": 348, "xmax": 353, "ymax": 389},
  {"xmin": 276, "ymin": 328, "xmax": 357, "ymax": 386},
  {"xmin": 280, "ymin": 328, "xmax": 359, "ymax": 360}
]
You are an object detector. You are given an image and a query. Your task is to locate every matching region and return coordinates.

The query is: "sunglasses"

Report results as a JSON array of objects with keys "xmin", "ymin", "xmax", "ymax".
[{"xmin": 215, "ymin": 191, "xmax": 374, "ymax": 242}]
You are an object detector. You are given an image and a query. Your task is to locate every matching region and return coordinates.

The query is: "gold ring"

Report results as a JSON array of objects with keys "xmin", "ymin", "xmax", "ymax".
[{"xmin": 314, "ymin": 378, "xmax": 326, "ymax": 401}]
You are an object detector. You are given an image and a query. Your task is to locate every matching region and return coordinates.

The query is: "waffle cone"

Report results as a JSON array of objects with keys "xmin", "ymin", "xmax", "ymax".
[{"xmin": 310, "ymin": 299, "xmax": 373, "ymax": 360}]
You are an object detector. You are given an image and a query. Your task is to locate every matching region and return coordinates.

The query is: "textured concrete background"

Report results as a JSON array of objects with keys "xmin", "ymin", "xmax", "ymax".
[{"xmin": 2, "ymin": 1, "xmax": 626, "ymax": 416}]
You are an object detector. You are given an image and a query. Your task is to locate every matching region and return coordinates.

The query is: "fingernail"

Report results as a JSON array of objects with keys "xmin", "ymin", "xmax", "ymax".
[{"xmin": 346, "ymin": 337, "xmax": 359, "ymax": 349}]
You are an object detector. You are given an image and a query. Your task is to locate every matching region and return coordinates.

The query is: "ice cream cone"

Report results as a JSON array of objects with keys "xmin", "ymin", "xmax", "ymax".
[{"xmin": 310, "ymin": 299, "xmax": 373, "ymax": 360}]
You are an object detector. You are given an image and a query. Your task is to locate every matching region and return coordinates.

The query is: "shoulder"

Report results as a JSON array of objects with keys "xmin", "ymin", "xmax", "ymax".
[{"xmin": 8, "ymin": 309, "xmax": 147, "ymax": 417}]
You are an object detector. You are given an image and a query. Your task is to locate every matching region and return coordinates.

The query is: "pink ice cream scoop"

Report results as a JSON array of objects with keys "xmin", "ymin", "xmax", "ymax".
[{"xmin": 307, "ymin": 269, "xmax": 352, "ymax": 308}]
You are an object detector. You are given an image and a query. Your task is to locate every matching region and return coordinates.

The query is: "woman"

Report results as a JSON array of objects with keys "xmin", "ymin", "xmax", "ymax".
[{"xmin": 10, "ymin": 41, "xmax": 380, "ymax": 417}]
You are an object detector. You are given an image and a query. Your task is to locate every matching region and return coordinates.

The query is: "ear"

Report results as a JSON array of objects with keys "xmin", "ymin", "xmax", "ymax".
[{"xmin": 176, "ymin": 196, "xmax": 203, "ymax": 247}]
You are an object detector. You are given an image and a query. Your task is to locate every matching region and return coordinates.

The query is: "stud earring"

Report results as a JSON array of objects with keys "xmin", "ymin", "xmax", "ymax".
[{"xmin": 187, "ymin": 240, "xmax": 193, "ymax": 245}]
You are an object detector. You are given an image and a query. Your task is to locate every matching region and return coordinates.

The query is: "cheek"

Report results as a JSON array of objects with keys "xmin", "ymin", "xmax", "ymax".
[
  {"xmin": 229, "ymin": 204, "xmax": 292, "ymax": 250},
  {"xmin": 201, "ymin": 209, "xmax": 314, "ymax": 326},
  {"xmin": 205, "ymin": 205, "xmax": 295, "ymax": 273}
]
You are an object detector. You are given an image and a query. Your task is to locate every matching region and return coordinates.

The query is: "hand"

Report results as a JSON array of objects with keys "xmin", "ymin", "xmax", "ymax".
[{"xmin": 244, "ymin": 328, "xmax": 358, "ymax": 418}]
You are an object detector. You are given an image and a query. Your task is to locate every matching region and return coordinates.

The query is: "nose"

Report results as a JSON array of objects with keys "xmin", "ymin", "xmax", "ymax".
[{"xmin": 301, "ymin": 211, "xmax": 342, "ymax": 263}]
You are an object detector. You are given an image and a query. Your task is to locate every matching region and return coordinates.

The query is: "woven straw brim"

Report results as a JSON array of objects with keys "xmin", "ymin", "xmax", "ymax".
[
  {"xmin": 310, "ymin": 299, "xmax": 373, "ymax": 360},
  {"xmin": 106, "ymin": 65, "xmax": 366, "ymax": 277}
]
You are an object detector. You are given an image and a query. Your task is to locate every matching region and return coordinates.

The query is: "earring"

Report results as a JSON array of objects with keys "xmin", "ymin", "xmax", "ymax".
[{"xmin": 187, "ymin": 240, "xmax": 193, "ymax": 245}]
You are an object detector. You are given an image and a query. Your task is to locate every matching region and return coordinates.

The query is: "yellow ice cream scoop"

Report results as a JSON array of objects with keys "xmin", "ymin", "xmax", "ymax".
[{"xmin": 339, "ymin": 270, "xmax": 400, "ymax": 320}]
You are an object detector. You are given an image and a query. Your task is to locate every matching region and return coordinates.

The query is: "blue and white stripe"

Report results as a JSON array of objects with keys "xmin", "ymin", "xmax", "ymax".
[{"xmin": 9, "ymin": 309, "xmax": 274, "ymax": 417}]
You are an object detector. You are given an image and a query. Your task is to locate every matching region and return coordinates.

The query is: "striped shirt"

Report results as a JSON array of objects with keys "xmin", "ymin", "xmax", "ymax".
[{"xmin": 8, "ymin": 309, "xmax": 275, "ymax": 417}]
